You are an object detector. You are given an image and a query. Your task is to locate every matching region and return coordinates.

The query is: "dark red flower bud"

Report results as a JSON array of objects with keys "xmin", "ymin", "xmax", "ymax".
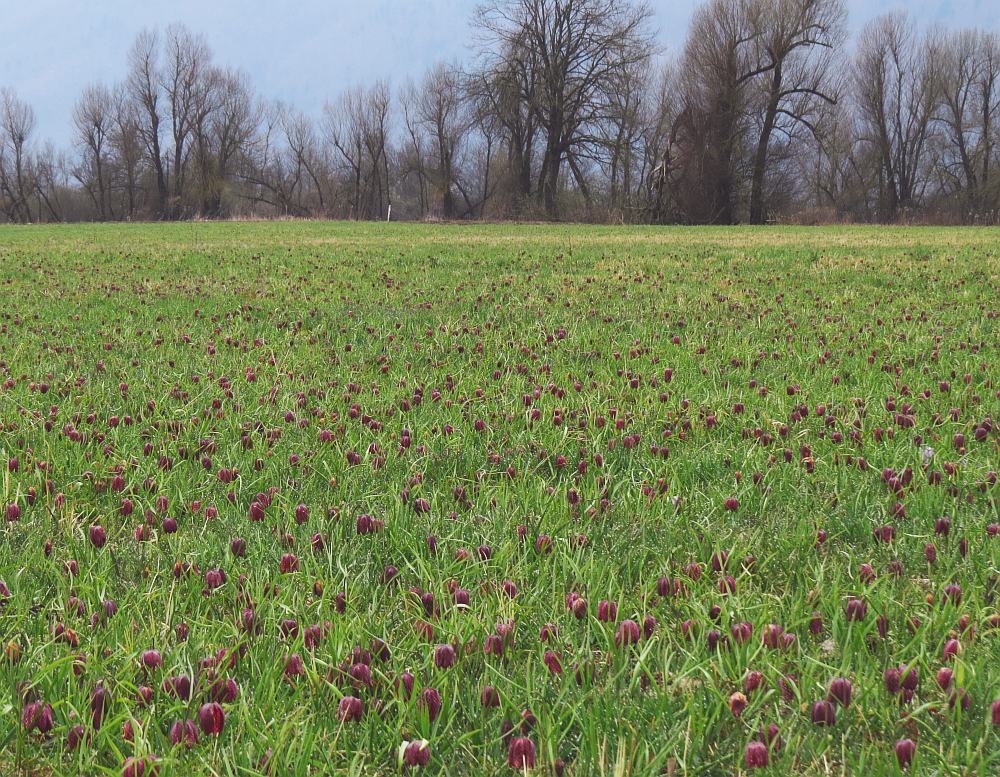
[
  {"xmin": 845, "ymin": 598, "xmax": 867, "ymax": 621},
  {"xmin": 164, "ymin": 673, "xmax": 191, "ymax": 700},
  {"xmin": 883, "ymin": 667, "xmax": 901, "ymax": 695},
  {"xmin": 67, "ymin": 723, "xmax": 86, "ymax": 750},
  {"xmin": 22, "ymin": 701, "xmax": 54, "ymax": 733},
  {"xmin": 434, "ymin": 643, "xmax": 456, "ymax": 668},
  {"xmin": 169, "ymin": 719, "xmax": 199, "ymax": 748},
  {"xmin": 744, "ymin": 671, "xmax": 764, "ymax": 694},
  {"xmin": 141, "ymin": 649, "xmax": 162, "ymax": 670},
  {"xmin": 285, "ymin": 653, "xmax": 305, "ymax": 679},
  {"xmin": 762, "ymin": 623, "xmax": 783, "ymax": 649},
  {"xmin": 481, "ymin": 685, "xmax": 501, "ymax": 707},
  {"xmin": 210, "ymin": 677, "xmax": 239, "ymax": 703},
  {"xmin": 895, "ymin": 739, "xmax": 915, "ymax": 768},
  {"xmin": 597, "ymin": 599, "xmax": 618, "ymax": 622},
  {"xmin": 508, "ymin": 737, "xmax": 536, "ymax": 769},
  {"xmin": 760, "ymin": 723, "xmax": 782, "ymax": 751},
  {"xmin": 198, "ymin": 702, "xmax": 225, "ymax": 735},
  {"xmin": 828, "ymin": 677, "xmax": 852, "ymax": 707},
  {"xmin": 419, "ymin": 687, "xmax": 442, "ymax": 722},
  {"xmin": 397, "ymin": 671, "xmax": 415, "ymax": 699},
  {"xmin": 732, "ymin": 621, "xmax": 753, "ymax": 644},
  {"xmin": 744, "ymin": 741, "xmax": 769, "ymax": 769},
  {"xmin": 349, "ymin": 662, "xmax": 372, "ymax": 688},
  {"xmin": 89, "ymin": 524, "xmax": 106, "ymax": 548},
  {"xmin": 616, "ymin": 619, "xmax": 641, "ymax": 646},
  {"xmin": 810, "ymin": 699, "xmax": 836, "ymax": 726},
  {"xmin": 122, "ymin": 755, "xmax": 159, "ymax": 777},
  {"xmin": 91, "ymin": 683, "xmax": 111, "ymax": 729},
  {"xmin": 338, "ymin": 695, "xmax": 363, "ymax": 722},
  {"xmin": 402, "ymin": 740, "xmax": 430, "ymax": 767}
]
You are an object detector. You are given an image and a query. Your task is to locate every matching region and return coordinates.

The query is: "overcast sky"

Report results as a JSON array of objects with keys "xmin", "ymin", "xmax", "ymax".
[{"xmin": 2, "ymin": 0, "xmax": 997, "ymax": 147}]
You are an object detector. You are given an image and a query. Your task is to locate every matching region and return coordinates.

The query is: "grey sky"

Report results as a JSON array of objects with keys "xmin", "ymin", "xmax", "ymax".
[{"xmin": 2, "ymin": 0, "xmax": 997, "ymax": 147}]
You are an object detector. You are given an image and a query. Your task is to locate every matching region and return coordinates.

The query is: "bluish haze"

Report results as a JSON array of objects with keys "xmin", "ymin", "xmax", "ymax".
[{"xmin": 2, "ymin": 0, "xmax": 996, "ymax": 146}]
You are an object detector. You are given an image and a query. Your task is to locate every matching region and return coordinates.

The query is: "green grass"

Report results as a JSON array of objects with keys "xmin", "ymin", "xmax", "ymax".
[{"xmin": 0, "ymin": 221, "xmax": 997, "ymax": 776}]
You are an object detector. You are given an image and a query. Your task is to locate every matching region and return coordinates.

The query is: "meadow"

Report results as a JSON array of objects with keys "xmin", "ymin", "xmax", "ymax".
[{"xmin": 0, "ymin": 222, "xmax": 997, "ymax": 776}]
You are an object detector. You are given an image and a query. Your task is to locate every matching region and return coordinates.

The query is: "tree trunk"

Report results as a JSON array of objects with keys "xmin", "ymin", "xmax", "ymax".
[{"xmin": 749, "ymin": 67, "xmax": 782, "ymax": 225}]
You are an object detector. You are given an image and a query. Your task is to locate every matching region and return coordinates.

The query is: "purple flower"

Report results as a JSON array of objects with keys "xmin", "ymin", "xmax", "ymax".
[
  {"xmin": 338, "ymin": 695, "xmax": 363, "ymax": 722},
  {"xmin": 895, "ymin": 738, "xmax": 916, "ymax": 768},
  {"xmin": 434, "ymin": 643, "xmax": 456, "ymax": 669},
  {"xmin": 744, "ymin": 741, "xmax": 769, "ymax": 769},
  {"xmin": 616, "ymin": 619, "xmax": 641, "ymax": 646},
  {"xmin": 419, "ymin": 687, "xmax": 442, "ymax": 722},
  {"xmin": 508, "ymin": 737, "xmax": 536, "ymax": 769},
  {"xmin": 402, "ymin": 739, "xmax": 430, "ymax": 767},
  {"xmin": 169, "ymin": 719, "xmax": 199, "ymax": 748},
  {"xmin": 89, "ymin": 524, "xmax": 106, "ymax": 548},
  {"xmin": 22, "ymin": 702, "xmax": 54, "ymax": 734},
  {"xmin": 481, "ymin": 685, "xmax": 501, "ymax": 707},
  {"xmin": 198, "ymin": 702, "xmax": 225, "ymax": 735},
  {"xmin": 810, "ymin": 699, "xmax": 836, "ymax": 726},
  {"xmin": 828, "ymin": 677, "xmax": 852, "ymax": 708}
]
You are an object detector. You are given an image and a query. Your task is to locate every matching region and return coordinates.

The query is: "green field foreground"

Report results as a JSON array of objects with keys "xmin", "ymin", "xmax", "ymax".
[{"xmin": 0, "ymin": 223, "xmax": 998, "ymax": 776}]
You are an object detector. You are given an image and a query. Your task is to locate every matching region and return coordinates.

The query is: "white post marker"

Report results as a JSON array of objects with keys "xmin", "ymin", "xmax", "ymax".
[{"xmin": 387, "ymin": 204, "xmax": 392, "ymax": 223}]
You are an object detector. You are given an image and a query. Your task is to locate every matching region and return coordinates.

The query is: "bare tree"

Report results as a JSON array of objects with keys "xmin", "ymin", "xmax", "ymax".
[
  {"xmin": 476, "ymin": 0, "xmax": 655, "ymax": 218},
  {"xmin": 162, "ymin": 24, "xmax": 215, "ymax": 216},
  {"xmin": 465, "ymin": 52, "xmax": 539, "ymax": 215},
  {"xmin": 127, "ymin": 29, "xmax": 169, "ymax": 216},
  {"xmin": 933, "ymin": 29, "xmax": 1000, "ymax": 219},
  {"xmin": 286, "ymin": 110, "xmax": 331, "ymax": 215},
  {"xmin": 600, "ymin": 60, "xmax": 647, "ymax": 221},
  {"xmin": 11, "ymin": 3, "xmax": 1000, "ymax": 224},
  {"xmin": 190, "ymin": 67, "xmax": 258, "ymax": 216},
  {"xmin": 73, "ymin": 84, "xmax": 115, "ymax": 219},
  {"xmin": 237, "ymin": 100, "xmax": 298, "ymax": 215},
  {"xmin": 402, "ymin": 63, "xmax": 470, "ymax": 218},
  {"xmin": 747, "ymin": 0, "xmax": 846, "ymax": 223},
  {"xmin": 111, "ymin": 84, "xmax": 145, "ymax": 219},
  {"xmin": 854, "ymin": 12, "xmax": 938, "ymax": 220},
  {"xmin": 674, "ymin": 0, "xmax": 770, "ymax": 223},
  {"xmin": 325, "ymin": 82, "xmax": 392, "ymax": 220},
  {"xmin": 464, "ymin": 76, "xmax": 505, "ymax": 218},
  {"xmin": 33, "ymin": 142, "xmax": 66, "ymax": 222},
  {"xmin": 400, "ymin": 83, "xmax": 431, "ymax": 217},
  {"xmin": 0, "ymin": 88, "xmax": 37, "ymax": 223}
]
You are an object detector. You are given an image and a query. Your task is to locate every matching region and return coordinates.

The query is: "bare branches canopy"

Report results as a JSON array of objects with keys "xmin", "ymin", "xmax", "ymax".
[{"xmin": 3, "ymin": 4, "xmax": 1000, "ymax": 224}]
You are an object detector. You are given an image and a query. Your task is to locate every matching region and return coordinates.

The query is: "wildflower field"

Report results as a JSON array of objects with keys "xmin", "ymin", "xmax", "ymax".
[{"xmin": 0, "ymin": 222, "xmax": 998, "ymax": 776}]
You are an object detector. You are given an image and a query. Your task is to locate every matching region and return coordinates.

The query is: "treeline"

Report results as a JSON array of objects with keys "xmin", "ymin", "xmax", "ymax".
[{"xmin": 2, "ymin": 0, "xmax": 1000, "ymax": 225}]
